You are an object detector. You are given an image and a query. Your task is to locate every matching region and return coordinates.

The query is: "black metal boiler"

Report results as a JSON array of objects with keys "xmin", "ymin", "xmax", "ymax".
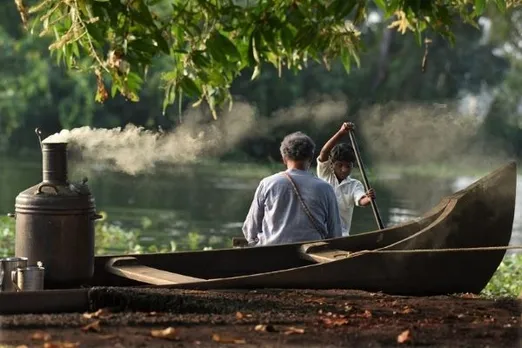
[{"xmin": 9, "ymin": 128, "xmax": 102, "ymax": 288}]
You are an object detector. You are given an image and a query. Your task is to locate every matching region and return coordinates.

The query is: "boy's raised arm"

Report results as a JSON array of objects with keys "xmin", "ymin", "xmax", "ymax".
[{"xmin": 318, "ymin": 122, "xmax": 354, "ymax": 162}]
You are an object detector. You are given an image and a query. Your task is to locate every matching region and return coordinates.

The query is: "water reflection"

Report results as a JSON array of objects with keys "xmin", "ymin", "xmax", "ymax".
[
  {"xmin": 0, "ymin": 155, "xmax": 520, "ymax": 254},
  {"xmin": 388, "ymin": 207, "xmax": 420, "ymax": 225}
]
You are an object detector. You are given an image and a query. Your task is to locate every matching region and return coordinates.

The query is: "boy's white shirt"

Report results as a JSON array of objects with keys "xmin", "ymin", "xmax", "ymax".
[{"xmin": 316, "ymin": 158, "xmax": 366, "ymax": 236}]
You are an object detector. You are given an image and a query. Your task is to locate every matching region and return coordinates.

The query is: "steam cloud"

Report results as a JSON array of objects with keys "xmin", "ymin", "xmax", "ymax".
[
  {"xmin": 42, "ymin": 97, "xmax": 348, "ymax": 175},
  {"xmin": 358, "ymin": 102, "xmax": 509, "ymax": 168},
  {"xmin": 42, "ymin": 98, "xmax": 507, "ymax": 176}
]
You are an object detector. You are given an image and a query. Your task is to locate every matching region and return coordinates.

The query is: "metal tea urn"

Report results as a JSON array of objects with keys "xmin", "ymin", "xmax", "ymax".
[{"xmin": 10, "ymin": 129, "xmax": 102, "ymax": 288}]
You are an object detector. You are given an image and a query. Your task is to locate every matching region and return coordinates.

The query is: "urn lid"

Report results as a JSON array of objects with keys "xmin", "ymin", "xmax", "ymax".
[{"xmin": 14, "ymin": 138, "xmax": 97, "ymax": 213}]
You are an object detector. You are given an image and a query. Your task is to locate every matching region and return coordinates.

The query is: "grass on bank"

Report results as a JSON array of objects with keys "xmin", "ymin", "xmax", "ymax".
[{"xmin": 0, "ymin": 215, "xmax": 520, "ymax": 298}]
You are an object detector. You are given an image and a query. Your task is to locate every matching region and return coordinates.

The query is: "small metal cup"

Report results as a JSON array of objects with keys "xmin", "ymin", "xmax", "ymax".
[
  {"xmin": 11, "ymin": 262, "xmax": 45, "ymax": 292},
  {"xmin": 0, "ymin": 257, "xmax": 28, "ymax": 292}
]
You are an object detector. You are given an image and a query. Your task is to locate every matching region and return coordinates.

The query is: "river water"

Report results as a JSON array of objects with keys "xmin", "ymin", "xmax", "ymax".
[{"xmin": 0, "ymin": 156, "xmax": 520, "ymax": 254}]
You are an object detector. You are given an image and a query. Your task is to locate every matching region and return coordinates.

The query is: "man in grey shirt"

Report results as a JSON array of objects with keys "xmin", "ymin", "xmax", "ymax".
[{"xmin": 242, "ymin": 132, "xmax": 343, "ymax": 246}]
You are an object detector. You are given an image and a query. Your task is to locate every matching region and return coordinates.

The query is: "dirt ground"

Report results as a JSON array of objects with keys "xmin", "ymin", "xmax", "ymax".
[{"xmin": 0, "ymin": 288, "xmax": 520, "ymax": 347}]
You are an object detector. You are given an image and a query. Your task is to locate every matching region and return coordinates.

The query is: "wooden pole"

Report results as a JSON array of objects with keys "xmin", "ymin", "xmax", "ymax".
[{"xmin": 348, "ymin": 130, "xmax": 385, "ymax": 230}]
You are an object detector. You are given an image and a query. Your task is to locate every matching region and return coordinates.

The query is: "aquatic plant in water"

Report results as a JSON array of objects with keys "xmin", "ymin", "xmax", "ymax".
[
  {"xmin": 0, "ymin": 214, "xmax": 144, "ymax": 256},
  {"xmin": 481, "ymin": 253, "xmax": 522, "ymax": 298}
]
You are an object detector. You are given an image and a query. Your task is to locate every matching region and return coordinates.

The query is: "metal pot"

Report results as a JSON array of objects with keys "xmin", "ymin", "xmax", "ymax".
[{"xmin": 9, "ymin": 129, "xmax": 102, "ymax": 288}]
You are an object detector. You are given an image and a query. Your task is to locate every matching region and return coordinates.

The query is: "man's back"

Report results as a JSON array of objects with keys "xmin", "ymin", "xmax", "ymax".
[{"xmin": 242, "ymin": 168, "xmax": 342, "ymax": 246}]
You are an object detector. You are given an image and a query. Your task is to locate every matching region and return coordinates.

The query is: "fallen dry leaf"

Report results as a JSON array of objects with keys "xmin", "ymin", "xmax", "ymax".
[
  {"xmin": 98, "ymin": 334, "xmax": 118, "ymax": 340},
  {"xmin": 43, "ymin": 342, "xmax": 80, "ymax": 348},
  {"xmin": 235, "ymin": 311, "xmax": 244, "ymax": 320},
  {"xmin": 31, "ymin": 331, "xmax": 52, "ymax": 341},
  {"xmin": 353, "ymin": 310, "xmax": 372, "ymax": 318},
  {"xmin": 283, "ymin": 327, "xmax": 305, "ymax": 335},
  {"xmin": 304, "ymin": 297, "xmax": 326, "ymax": 304},
  {"xmin": 82, "ymin": 308, "xmax": 112, "ymax": 319},
  {"xmin": 321, "ymin": 317, "xmax": 349, "ymax": 327},
  {"xmin": 16, "ymin": 345, "xmax": 29, "ymax": 348},
  {"xmin": 150, "ymin": 327, "xmax": 180, "ymax": 341},
  {"xmin": 460, "ymin": 293, "xmax": 479, "ymax": 299},
  {"xmin": 81, "ymin": 320, "xmax": 101, "ymax": 332},
  {"xmin": 254, "ymin": 324, "xmax": 277, "ymax": 332},
  {"xmin": 397, "ymin": 329, "xmax": 413, "ymax": 344},
  {"xmin": 401, "ymin": 306, "xmax": 416, "ymax": 314},
  {"xmin": 212, "ymin": 333, "xmax": 246, "ymax": 344}
]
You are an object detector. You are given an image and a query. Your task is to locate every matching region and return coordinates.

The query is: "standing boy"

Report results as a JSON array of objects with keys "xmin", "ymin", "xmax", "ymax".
[{"xmin": 317, "ymin": 122, "xmax": 376, "ymax": 236}]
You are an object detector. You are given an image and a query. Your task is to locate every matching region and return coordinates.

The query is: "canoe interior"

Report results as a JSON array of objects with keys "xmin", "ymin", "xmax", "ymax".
[{"xmin": 90, "ymin": 194, "xmax": 449, "ymax": 286}]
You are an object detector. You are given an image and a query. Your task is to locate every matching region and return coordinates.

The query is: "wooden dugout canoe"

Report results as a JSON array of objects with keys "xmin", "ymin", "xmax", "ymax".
[
  {"xmin": 94, "ymin": 161, "xmax": 516, "ymax": 293},
  {"xmin": 0, "ymin": 161, "xmax": 516, "ymax": 314}
]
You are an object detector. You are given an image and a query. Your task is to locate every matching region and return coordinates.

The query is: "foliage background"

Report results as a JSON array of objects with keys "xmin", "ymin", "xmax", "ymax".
[{"xmin": 0, "ymin": 0, "xmax": 521, "ymax": 162}]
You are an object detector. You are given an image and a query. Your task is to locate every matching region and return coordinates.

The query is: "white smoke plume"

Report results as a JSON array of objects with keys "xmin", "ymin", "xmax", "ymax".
[
  {"xmin": 357, "ymin": 102, "xmax": 510, "ymax": 168},
  {"xmin": 42, "ymin": 97, "xmax": 348, "ymax": 175}
]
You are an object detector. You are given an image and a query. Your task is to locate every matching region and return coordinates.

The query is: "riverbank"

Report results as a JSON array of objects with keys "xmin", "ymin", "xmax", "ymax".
[
  {"xmin": 3, "ymin": 152, "xmax": 514, "ymax": 181},
  {"xmin": 152, "ymin": 157, "xmax": 520, "ymax": 180},
  {"xmin": 0, "ymin": 288, "xmax": 520, "ymax": 347},
  {"xmin": 128, "ymin": 159, "xmax": 514, "ymax": 181}
]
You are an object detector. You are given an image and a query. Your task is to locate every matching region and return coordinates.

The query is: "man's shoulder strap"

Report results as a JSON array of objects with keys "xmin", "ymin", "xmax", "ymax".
[{"xmin": 282, "ymin": 172, "xmax": 327, "ymax": 239}]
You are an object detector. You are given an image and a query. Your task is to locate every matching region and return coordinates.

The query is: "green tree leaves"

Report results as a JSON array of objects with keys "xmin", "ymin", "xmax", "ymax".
[
  {"xmin": 18, "ymin": 0, "xmax": 520, "ymax": 117},
  {"xmin": 475, "ymin": 0, "xmax": 487, "ymax": 15}
]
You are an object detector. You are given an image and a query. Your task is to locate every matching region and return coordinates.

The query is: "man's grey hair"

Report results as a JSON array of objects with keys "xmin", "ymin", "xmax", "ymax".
[{"xmin": 280, "ymin": 131, "xmax": 316, "ymax": 161}]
